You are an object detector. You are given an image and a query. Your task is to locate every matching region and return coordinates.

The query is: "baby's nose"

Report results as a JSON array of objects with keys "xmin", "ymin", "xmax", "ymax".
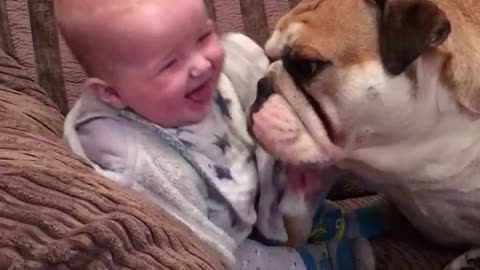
[{"xmin": 190, "ymin": 55, "xmax": 212, "ymax": 77}]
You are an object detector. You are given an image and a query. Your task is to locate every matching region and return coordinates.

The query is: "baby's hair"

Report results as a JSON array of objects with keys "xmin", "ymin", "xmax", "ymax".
[
  {"xmin": 54, "ymin": 0, "xmax": 209, "ymax": 78},
  {"xmin": 53, "ymin": 0, "xmax": 152, "ymax": 77}
]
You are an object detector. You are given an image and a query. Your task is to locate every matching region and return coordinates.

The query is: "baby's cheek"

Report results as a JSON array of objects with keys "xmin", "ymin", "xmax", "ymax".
[{"xmin": 207, "ymin": 35, "xmax": 225, "ymax": 70}]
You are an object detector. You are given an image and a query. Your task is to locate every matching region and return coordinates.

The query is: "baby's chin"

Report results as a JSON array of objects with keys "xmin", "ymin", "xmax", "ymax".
[
  {"xmin": 144, "ymin": 104, "xmax": 211, "ymax": 128},
  {"xmin": 178, "ymin": 98, "xmax": 214, "ymax": 126},
  {"xmin": 189, "ymin": 103, "xmax": 213, "ymax": 123}
]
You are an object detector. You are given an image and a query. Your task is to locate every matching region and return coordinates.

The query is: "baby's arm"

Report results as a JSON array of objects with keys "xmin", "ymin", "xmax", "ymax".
[{"xmin": 76, "ymin": 117, "xmax": 137, "ymax": 186}]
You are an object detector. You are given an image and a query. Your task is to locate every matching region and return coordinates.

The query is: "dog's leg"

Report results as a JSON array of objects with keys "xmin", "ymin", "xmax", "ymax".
[{"xmin": 444, "ymin": 248, "xmax": 480, "ymax": 270}]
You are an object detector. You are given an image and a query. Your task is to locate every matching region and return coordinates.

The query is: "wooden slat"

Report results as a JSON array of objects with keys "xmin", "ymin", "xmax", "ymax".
[
  {"xmin": 203, "ymin": 0, "xmax": 217, "ymax": 22},
  {"xmin": 27, "ymin": 0, "xmax": 68, "ymax": 115},
  {"xmin": 239, "ymin": 0, "xmax": 269, "ymax": 46},
  {"xmin": 289, "ymin": 0, "xmax": 302, "ymax": 8},
  {"xmin": 0, "ymin": 0, "xmax": 16, "ymax": 59}
]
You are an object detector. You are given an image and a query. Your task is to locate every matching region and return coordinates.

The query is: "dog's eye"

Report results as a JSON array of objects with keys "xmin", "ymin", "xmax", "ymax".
[{"xmin": 282, "ymin": 57, "xmax": 330, "ymax": 83}]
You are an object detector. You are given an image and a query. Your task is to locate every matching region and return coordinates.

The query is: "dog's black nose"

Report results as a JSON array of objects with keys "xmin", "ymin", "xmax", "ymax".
[
  {"xmin": 256, "ymin": 76, "xmax": 274, "ymax": 101},
  {"xmin": 247, "ymin": 76, "xmax": 275, "ymax": 140},
  {"xmin": 267, "ymin": 55, "xmax": 278, "ymax": 62}
]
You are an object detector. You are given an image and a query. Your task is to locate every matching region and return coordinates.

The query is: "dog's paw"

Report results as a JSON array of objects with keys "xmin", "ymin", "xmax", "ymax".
[
  {"xmin": 251, "ymin": 94, "xmax": 330, "ymax": 165},
  {"xmin": 444, "ymin": 248, "xmax": 480, "ymax": 270}
]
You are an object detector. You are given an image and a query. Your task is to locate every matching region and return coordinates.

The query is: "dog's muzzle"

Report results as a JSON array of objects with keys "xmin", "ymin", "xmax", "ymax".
[{"xmin": 247, "ymin": 75, "xmax": 276, "ymax": 138}]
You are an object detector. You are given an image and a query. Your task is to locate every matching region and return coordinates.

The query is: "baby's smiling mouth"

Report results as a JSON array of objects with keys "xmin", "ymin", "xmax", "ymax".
[{"xmin": 186, "ymin": 79, "xmax": 212, "ymax": 104}]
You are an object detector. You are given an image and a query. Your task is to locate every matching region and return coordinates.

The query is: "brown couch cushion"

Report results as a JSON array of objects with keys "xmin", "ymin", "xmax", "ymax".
[{"xmin": 0, "ymin": 49, "xmax": 224, "ymax": 269}]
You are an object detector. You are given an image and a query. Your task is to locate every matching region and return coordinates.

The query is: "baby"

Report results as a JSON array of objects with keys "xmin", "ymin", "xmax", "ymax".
[{"xmin": 56, "ymin": 0, "xmax": 386, "ymax": 269}]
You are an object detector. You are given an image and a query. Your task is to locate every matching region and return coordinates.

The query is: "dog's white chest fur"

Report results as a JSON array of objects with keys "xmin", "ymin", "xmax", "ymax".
[
  {"xmin": 398, "ymin": 186, "xmax": 480, "ymax": 245},
  {"xmin": 350, "ymin": 161, "xmax": 480, "ymax": 245},
  {"xmin": 342, "ymin": 111, "xmax": 480, "ymax": 245}
]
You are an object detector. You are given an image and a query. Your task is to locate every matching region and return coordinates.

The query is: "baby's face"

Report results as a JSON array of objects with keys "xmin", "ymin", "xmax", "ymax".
[{"xmin": 108, "ymin": 0, "xmax": 224, "ymax": 127}]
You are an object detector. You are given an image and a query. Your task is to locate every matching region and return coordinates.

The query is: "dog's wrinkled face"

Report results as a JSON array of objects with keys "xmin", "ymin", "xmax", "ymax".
[{"xmin": 249, "ymin": 0, "xmax": 461, "ymax": 168}]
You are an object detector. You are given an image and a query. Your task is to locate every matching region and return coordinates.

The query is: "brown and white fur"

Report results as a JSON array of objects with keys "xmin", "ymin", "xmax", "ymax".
[{"xmin": 248, "ymin": 0, "xmax": 480, "ymax": 269}]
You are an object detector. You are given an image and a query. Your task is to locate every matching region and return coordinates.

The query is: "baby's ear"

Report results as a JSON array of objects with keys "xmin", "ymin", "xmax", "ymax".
[{"xmin": 86, "ymin": 78, "xmax": 127, "ymax": 109}]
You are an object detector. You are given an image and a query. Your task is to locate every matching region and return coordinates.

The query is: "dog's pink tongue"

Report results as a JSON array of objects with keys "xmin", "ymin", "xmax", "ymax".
[{"xmin": 286, "ymin": 165, "xmax": 322, "ymax": 194}]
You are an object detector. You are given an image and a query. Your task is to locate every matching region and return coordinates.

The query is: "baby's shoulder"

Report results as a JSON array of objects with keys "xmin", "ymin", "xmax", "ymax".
[
  {"xmin": 77, "ymin": 115, "xmax": 136, "ymax": 166},
  {"xmin": 219, "ymin": 33, "xmax": 269, "ymax": 111},
  {"xmin": 64, "ymin": 92, "xmax": 137, "ymax": 165},
  {"xmin": 221, "ymin": 33, "xmax": 267, "ymax": 65}
]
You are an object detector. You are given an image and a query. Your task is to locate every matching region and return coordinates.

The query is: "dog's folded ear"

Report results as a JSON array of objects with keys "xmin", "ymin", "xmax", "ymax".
[{"xmin": 376, "ymin": 0, "xmax": 451, "ymax": 75}]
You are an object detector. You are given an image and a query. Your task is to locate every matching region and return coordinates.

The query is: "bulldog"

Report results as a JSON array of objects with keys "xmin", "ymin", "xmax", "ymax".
[{"xmin": 248, "ymin": 0, "xmax": 480, "ymax": 269}]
